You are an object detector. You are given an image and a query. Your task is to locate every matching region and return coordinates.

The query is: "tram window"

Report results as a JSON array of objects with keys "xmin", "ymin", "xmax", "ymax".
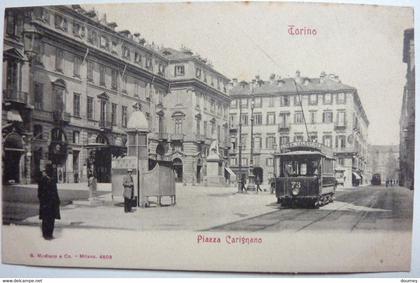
[
  {"xmin": 300, "ymin": 163, "xmax": 307, "ymax": 175},
  {"xmin": 282, "ymin": 158, "xmax": 320, "ymax": 177}
]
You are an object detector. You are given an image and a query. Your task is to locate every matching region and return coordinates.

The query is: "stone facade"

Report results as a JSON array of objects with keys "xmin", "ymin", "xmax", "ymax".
[
  {"xmin": 228, "ymin": 72, "xmax": 369, "ymax": 187},
  {"xmin": 2, "ymin": 5, "xmax": 230, "ymax": 185},
  {"xmin": 368, "ymin": 145, "xmax": 399, "ymax": 183},
  {"xmin": 399, "ymin": 28, "xmax": 415, "ymax": 190}
]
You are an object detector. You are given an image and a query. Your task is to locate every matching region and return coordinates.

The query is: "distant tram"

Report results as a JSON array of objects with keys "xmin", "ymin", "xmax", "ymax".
[
  {"xmin": 274, "ymin": 142, "xmax": 337, "ymax": 208},
  {"xmin": 371, "ymin": 173, "xmax": 382, "ymax": 185}
]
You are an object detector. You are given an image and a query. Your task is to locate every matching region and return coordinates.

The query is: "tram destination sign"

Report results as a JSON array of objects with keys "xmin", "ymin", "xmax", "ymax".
[{"xmin": 280, "ymin": 141, "xmax": 334, "ymax": 157}]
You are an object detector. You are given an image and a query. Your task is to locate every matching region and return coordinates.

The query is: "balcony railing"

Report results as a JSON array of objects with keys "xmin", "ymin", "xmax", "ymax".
[
  {"xmin": 99, "ymin": 119, "xmax": 112, "ymax": 130},
  {"xmin": 171, "ymin": 133, "xmax": 184, "ymax": 141},
  {"xmin": 52, "ymin": 111, "xmax": 71, "ymax": 124},
  {"xmin": 278, "ymin": 124, "xmax": 290, "ymax": 132},
  {"xmin": 3, "ymin": 89, "xmax": 28, "ymax": 104},
  {"xmin": 334, "ymin": 122, "xmax": 347, "ymax": 130}
]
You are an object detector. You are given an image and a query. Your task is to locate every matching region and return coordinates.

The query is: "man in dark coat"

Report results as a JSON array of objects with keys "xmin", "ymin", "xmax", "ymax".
[
  {"xmin": 123, "ymin": 169, "xmax": 135, "ymax": 212},
  {"xmin": 37, "ymin": 164, "xmax": 61, "ymax": 240}
]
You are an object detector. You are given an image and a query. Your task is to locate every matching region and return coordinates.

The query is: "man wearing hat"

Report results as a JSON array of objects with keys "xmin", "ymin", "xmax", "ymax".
[{"xmin": 123, "ymin": 169, "xmax": 135, "ymax": 212}]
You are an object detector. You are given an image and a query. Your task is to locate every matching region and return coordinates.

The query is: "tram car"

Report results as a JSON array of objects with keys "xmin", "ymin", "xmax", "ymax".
[
  {"xmin": 274, "ymin": 142, "xmax": 337, "ymax": 208},
  {"xmin": 371, "ymin": 173, "xmax": 382, "ymax": 185}
]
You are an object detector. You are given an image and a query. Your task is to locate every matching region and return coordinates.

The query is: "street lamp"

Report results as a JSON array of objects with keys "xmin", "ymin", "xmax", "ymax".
[{"xmin": 247, "ymin": 94, "xmax": 256, "ymax": 191}]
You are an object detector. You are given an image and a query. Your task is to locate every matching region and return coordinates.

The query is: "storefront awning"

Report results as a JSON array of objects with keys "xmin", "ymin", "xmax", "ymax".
[
  {"xmin": 352, "ymin": 172, "xmax": 361, "ymax": 180},
  {"xmin": 225, "ymin": 167, "xmax": 236, "ymax": 178},
  {"xmin": 7, "ymin": 110, "xmax": 23, "ymax": 122}
]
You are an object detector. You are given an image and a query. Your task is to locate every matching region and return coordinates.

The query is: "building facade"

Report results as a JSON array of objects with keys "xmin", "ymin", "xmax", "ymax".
[
  {"xmin": 399, "ymin": 28, "xmax": 415, "ymax": 190},
  {"xmin": 368, "ymin": 145, "xmax": 399, "ymax": 183},
  {"xmin": 228, "ymin": 72, "xmax": 369, "ymax": 188},
  {"xmin": 2, "ymin": 5, "xmax": 230, "ymax": 185}
]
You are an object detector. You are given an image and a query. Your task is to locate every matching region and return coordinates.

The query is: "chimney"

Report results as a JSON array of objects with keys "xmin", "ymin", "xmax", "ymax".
[
  {"xmin": 232, "ymin": 78, "xmax": 238, "ymax": 86},
  {"xmin": 255, "ymin": 75, "xmax": 260, "ymax": 81},
  {"xmin": 295, "ymin": 70, "xmax": 302, "ymax": 84},
  {"xmin": 320, "ymin": 71, "xmax": 326, "ymax": 83}
]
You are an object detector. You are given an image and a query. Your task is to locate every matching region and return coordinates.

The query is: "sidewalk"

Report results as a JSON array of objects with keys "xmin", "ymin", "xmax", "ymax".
[{"xmin": 20, "ymin": 183, "xmax": 279, "ymax": 231}]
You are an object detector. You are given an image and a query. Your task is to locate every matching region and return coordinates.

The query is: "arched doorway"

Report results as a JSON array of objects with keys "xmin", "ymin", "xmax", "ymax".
[
  {"xmin": 196, "ymin": 158, "xmax": 203, "ymax": 184},
  {"xmin": 156, "ymin": 143, "xmax": 166, "ymax": 160},
  {"xmin": 173, "ymin": 158, "xmax": 183, "ymax": 183},
  {"xmin": 3, "ymin": 132, "xmax": 24, "ymax": 184},
  {"xmin": 95, "ymin": 134, "xmax": 111, "ymax": 183},
  {"xmin": 253, "ymin": 167, "xmax": 264, "ymax": 184}
]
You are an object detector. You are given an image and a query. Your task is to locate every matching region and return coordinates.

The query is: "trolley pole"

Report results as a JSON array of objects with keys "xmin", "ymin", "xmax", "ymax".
[
  {"xmin": 247, "ymin": 93, "xmax": 256, "ymax": 191},
  {"xmin": 237, "ymin": 98, "xmax": 243, "ymax": 193}
]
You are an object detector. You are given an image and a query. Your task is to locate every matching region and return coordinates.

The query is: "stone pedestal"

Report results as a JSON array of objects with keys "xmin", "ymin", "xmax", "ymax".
[{"xmin": 205, "ymin": 157, "xmax": 225, "ymax": 186}]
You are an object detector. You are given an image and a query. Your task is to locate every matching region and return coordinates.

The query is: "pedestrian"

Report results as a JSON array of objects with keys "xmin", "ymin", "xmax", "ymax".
[
  {"xmin": 385, "ymin": 179, "xmax": 389, "ymax": 187},
  {"xmin": 241, "ymin": 174, "xmax": 247, "ymax": 193},
  {"xmin": 255, "ymin": 176, "xmax": 262, "ymax": 192},
  {"xmin": 37, "ymin": 164, "xmax": 61, "ymax": 240},
  {"xmin": 123, "ymin": 169, "xmax": 135, "ymax": 213},
  {"xmin": 88, "ymin": 169, "xmax": 97, "ymax": 199}
]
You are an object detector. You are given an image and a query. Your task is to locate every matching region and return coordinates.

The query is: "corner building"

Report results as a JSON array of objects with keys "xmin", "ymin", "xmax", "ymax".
[
  {"xmin": 2, "ymin": 5, "xmax": 230, "ymax": 185},
  {"xmin": 228, "ymin": 72, "xmax": 369, "ymax": 188}
]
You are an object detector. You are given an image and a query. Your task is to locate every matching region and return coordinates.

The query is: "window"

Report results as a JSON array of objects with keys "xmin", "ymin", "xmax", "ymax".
[
  {"xmin": 122, "ymin": 106, "xmax": 128, "ymax": 128},
  {"xmin": 73, "ymin": 21, "xmax": 85, "ymax": 38},
  {"xmin": 73, "ymin": 93, "xmax": 80, "ymax": 117},
  {"xmin": 309, "ymin": 111, "xmax": 317, "ymax": 124},
  {"xmin": 266, "ymin": 135, "xmax": 276, "ymax": 149},
  {"xmin": 196, "ymin": 119, "xmax": 201, "ymax": 135},
  {"xmin": 230, "ymin": 99, "xmax": 238, "ymax": 109},
  {"xmin": 34, "ymin": 41, "xmax": 44, "ymax": 66},
  {"xmin": 266, "ymin": 158, "xmax": 273, "ymax": 166},
  {"xmin": 99, "ymin": 65, "xmax": 106, "ymax": 86},
  {"xmin": 33, "ymin": 125, "xmax": 43, "ymax": 139},
  {"xmin": 100, "ymin": 100, "xmax": 107, "ymax": 123},
  {"xmin": 87, "ymin": 61, "xmax": 94, "ymax": 82},
  {"xmin": 338, "ymin": 158, "xmax": 345, "ymax": 166},
  {"xmin": 34, "ymin": 83, "xmax": 43, "ymax": 110},
  {"xmin": 53, "ymin": 86, "xmax": 65, "ymax": 112},
  {"xmin": 210, "ymin": 100, "xmax": 215, "ymax": 113},
  {"xmin": 323, "ymin": 135, "xmax": 333, "ymax": 148},
  {"xmin": 337, "ymin": 93, "xmax": 346, "ymax": 104},
  {"xmin": 280, "ymin": 96, "xmax": 290, "ymax": 106},
  {"xmin": 322, "ymin": 111, "xmax": 333, "ymax": 123},
  {"xmin": 242, "ymin": 158, "xmax": 248, "ymax": 166},
  {"xmin": 122, "ymin": 46, "xmax": 130, "ymax": 59},
  {"xmin": 175, "ymin": 118, "xmax": 183, "ymax": 134},
  {"xmin": 6, "ymin": 61, "xmax": 18, "ymax": 91},
  {"xmin": 73, "ymin": 55, "xmax": 81, "ymax": 77},
  {"xmin": 254, "ymin": 113, "xmax": 263, "ymax": 125},
  {"xmin": 268, "ymin": 96, "xmax": 275, "ymax": 107},
  {"xmin": 240, "ymin": 113, "xmax": 248, "ymax": 126},
  {"xmin": 88, "ymin": 29, "xmax": 98, "ymax": 46},
  {"xmin": 55, "ymin": 48, "xmax": 64, "ymax": 72},
  {"xmin": 336, "ymin": 111, "xmax": 346, "ymax": 126},
  {"xmin": 87, "ymin": 96, "xmax": 94, "ymax": 120},
  {"xmin": 254, "ymin": 136, "xmax": 262, "ymax": 149},
  {"xmin": 204, "ymin": 121, "xmax": 208, "ymax": 137},
  {"xmin": 230, "ymin": 158, "xmax": 237, "ymax": 166},
  {"xmin": 254, "ymin": 97, "xmax": 262, "ymax": 108},
  {"xmin": 294, "ymin": 111, "xmax": 304, "ymax": 124},
  {"xmin": 158, "ymin": 63, "xmax": 165, "ymax": 75},
  {"xmin": 111, "ymin": 41, "xmax": 118, "ymax": 54},
  {"xmin": 111, "ymin": 103, "xmax": 117, "ymax": 126},
  {"xmin": 146, "ymin": 57, "xmax": 153, "ymax": 70},
  {"xmin": 279, "ymin": 113, "xmax": 290, "ymax": 128},
  {"xmin": 240, "ymin": 134, "xmax": 247, "ymax": 150},
  {"xmin": 99, "ymin": 35, "xmax": 109, "ymax": 50},
  {"xmin": 309, "ymin": 94, "xmax": 318, "ymax": 105},
  {"xmin": 55, "ymin": 14, "xmax": 68, "ymax": 31},
  {"xmin": 134, "ymin": 52, "xmax": 142, "ymax": 64},
  {"xmin": 111, "ymin": 69, "xmax": 118, "ymax": 90},
  {"xmin": 211, "ymin": 121, "xmax": 215, "ymax": 135},
  {"xmin": 294, "ymin": 134, "xmax": 304, "ymax": 142},
  {"xmin": 240, "ymin": 98, "xmax": 248, "ymax": 108},
  {"xmin": 73, "ymin": 131, "xmax": 80, "ymax": 144},
  {"xmin": 175, "ymin": 65, "xmax": 185, "ymax": 76},
  {"xmin": 336, "ymin": 135, "xmax": 346, "ymax": 149},
  {"xmin": 121, "ymin": 76, "xmax": 127, "ymax": 93},
  {"xmin": 323, "ymin": 93, "xmax": 332, "ymax": 104},
  {"xmin": 280, "ymin": 136, "xmax": 289, "ymax": 145},
  {"xmin": 229, "ymin": 114, "xmax": 236, "ymax": 127},
  {"xmin": 266, "ymin": 112, "xmax": 276, "ymax": 125},
  {"xmin": 196, "ymin": 68, "xmax": 202, "ymax": 78},
  {"xmin": 6, "ymin": 10, "xmax": 22, "ymax": 38},
  {"xmin": 309, "ymin": 132, "xmax": 318, "ymax": 142}
]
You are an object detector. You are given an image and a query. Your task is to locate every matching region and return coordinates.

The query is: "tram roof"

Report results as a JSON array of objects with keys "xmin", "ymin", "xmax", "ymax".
[{"xmin": 277, "ymin": 150, "xmax": 333, "ymax": 159}]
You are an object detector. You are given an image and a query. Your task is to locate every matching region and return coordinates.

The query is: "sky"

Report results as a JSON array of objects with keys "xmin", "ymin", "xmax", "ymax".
[{"xmin": 85, "ymin": 2, "xmax": 413, "ymax": 145}]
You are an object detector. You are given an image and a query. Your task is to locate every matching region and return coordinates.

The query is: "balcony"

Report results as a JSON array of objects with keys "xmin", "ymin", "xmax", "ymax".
[
  {"xmin": 99, "ymin": 119, "xmax": 112, "ymax": 130},
  {"xmin": 278, "ymin": 124, "xmax": 290, "ymax": 132},
  {"xmin": 195, "ymin": 134, "xmax": 206, "ymax": 143},
  {"xmin": 52, "ymin": 111, "xmax": 71, "ymax": 124},
  {"xmin": 335, "ymin": 122, "xmax": 347, "ymax": 130},
  {"xmin": 171, "ymin": 133, "xmax": 184, "ymax": 141},
  {"xmin": 3, "ymin": 89, "xmax": 28, "ymax": 105}
]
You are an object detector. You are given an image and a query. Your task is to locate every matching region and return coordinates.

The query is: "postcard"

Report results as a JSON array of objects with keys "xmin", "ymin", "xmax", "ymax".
[{"xmin": 1, "ymin": 1, "xmax": 414, "ymax": 273}]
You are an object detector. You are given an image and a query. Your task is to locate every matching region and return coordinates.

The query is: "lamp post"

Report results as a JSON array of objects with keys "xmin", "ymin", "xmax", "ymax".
[
  {"xmin": 247, "ymin": 96, "xmax": 256, "ymax": 191},
  {"xmin": 23, "ymin": 26, "xmax": 41, "ymax": 184}
]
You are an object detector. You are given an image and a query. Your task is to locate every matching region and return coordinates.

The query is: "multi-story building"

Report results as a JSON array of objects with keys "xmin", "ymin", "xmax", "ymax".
[
  {"xmin": 228, "ymin": 71, "xmax": 369, "ymax": 187},
  {"xmin": 2, "ymin": 5, "xmax": 230, "ymax": 185},
  {"xmin": 399, "ymin": 28, "xmax": 415, "ymax": 190},
  {"xmin": 368, "ymin": 145, "xmax": 399, "ymax": 183}
]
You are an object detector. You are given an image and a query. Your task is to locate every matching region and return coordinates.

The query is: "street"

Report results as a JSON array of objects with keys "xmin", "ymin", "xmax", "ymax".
[
  {"xmin": 2, "ymin": 183, "xmax": 413, "ymax": 232},
  {"xmin": 209, "ymin": 185, "xmax": 413, "ymax": 232}
]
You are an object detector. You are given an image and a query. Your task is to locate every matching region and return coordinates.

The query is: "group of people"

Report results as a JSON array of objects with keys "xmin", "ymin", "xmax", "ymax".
[
  {"xmin": 238, "ymin": 174, "xmax": 263, "ymax": 193},
  {"xmin": 37, "ymin": 165, "xmax": 136, "ymax": 240},
  {"xmin": 385, "ymin": 179, "xmax": 399, "ymax": 187}
]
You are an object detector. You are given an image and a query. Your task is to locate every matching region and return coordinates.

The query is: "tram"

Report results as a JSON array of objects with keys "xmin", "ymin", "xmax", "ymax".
[
  {"xmin": 274, "ymin": 141, "xmax": 337, "ymax": 208},
  {"xmin": 371, "ymin": 173, "xmax": 382, "ymax": 185}
]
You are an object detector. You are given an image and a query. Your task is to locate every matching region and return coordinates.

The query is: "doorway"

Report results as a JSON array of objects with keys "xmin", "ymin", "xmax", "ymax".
[{"xmin": 173, "ymin": 158, "xmax": 183, "ymax": 183}]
